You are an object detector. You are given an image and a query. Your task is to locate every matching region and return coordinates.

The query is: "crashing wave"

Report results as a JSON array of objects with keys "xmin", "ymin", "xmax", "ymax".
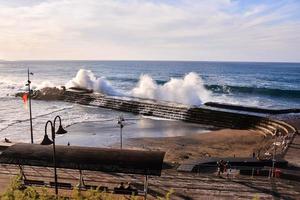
[
  {"xmin": 64, "ymin": 69, "xmax": 212, "ymax": 105},
  {"xmin": 130, "ymin": 72, "xmax": 211, "ymax": 105},
  {"xmin": 66, "ymin": 69, "xmax": 121, "ymax": 96}
]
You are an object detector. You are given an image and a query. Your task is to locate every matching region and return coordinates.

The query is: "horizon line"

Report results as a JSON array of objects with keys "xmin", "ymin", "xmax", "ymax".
[{"xmin": 1, "ymin": 59, "xmax": 300, "ymax": 64}]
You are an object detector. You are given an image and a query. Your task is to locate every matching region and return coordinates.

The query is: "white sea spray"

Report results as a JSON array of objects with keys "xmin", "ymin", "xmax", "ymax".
[
  {"xmin": 66, "ymin": 69, "xmax": 212, "ymax": 105},
  {"xmin": 66, "ymin": 69, "xmax": 120, "ymax": 96},
  {"xmin": 130, "ymin": 72, "xmax": 212, "ymax": 105}
]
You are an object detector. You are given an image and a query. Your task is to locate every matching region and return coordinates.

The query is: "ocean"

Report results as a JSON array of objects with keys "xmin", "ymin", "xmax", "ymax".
[{"xmin": 0, "ymin": 61, "xmax": 299, "ymax": 146}]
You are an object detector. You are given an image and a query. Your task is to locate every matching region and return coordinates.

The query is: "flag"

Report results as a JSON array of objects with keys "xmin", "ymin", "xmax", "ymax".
[
  {"xmin": 22, "ymin": 93, "xmax": 29, "ymax": 109},
  {"xmin": 22, "ymin": 93, "xmax": 28, "ymax": 103}
]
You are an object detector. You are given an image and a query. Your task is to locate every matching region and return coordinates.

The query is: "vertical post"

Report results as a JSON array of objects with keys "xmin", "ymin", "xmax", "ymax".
[
  {"xmin": 144, "ymin": 175, "xmax": 148, "ymax": 200},
  {"xmin": 41, "ymin": 120, "xmax": 64, "ymax": 198},
  {"xmin": 78, "ymin": 169, "xmax": 85, "ymax": 189},
  {"xmin": 19, "ymin": 165, "xmax": 26, "ymax": 181},
  {"xmin": 52, "ymin": 129, "xmax": 58, "ymax": 197},
  {"xmin": 27, "ymin": 69, "xmax": 33, "ymax": 144},
  {"xmin": 271, "ymin": 131, "xmax": 278, "ymax": 178},
  {"xmin": 120, "ymin": 126, "xmax": 123, "ymax": 149},
  {"xmin": 118, "ymin": 115, "xmax": 124, "ymax": 149}
]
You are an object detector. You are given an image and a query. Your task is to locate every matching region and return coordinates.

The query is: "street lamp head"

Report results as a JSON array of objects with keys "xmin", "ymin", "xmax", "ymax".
[
  {"xmin": 40, "ymin": 134, "xmax": 53, "ymax": 145},
  {"xmin": 41, "ymin": 120, "xmax": 54, "ymax": 145},
  {"xmin": 54, "ymin": 115, "xmax": 67, "ymax": 134},
  {"xmin": 118, "ymin": 115, "xmax": 125, "ymax": 127},
  {"xmin": 56, "ymin": 124, "xmax": 67, "ymax": 134},
  {"xmin": 118, "ymin": 115, "xmax": 124, "ymax": 122}
]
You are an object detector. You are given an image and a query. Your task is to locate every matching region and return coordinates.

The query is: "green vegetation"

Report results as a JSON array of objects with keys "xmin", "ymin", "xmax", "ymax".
[{"xmin": 0, "ymin": 176, "xmax": 173, "ymax": 200}]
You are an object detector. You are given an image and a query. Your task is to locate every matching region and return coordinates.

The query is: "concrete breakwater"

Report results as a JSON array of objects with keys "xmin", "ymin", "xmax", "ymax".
[
  {"xmin": 61, "ymin": 90, "xmax": 296, "ymax": 135},
  {"xmin": 27, "ymin": 88, "xmax": 297, "ymax": 157}
]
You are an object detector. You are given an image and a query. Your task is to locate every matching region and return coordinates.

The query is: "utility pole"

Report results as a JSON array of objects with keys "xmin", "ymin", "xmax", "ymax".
[
  {"xmin": 118, "ymin": 115, "xmax": 125, "ymax": 149},
  {"xmin": 26, "ymin": 68, "xmax": 34, "ymax": 144},
  {"xmin": 271, "ymin": 129, "xmax": 279, "ymax": 178}
]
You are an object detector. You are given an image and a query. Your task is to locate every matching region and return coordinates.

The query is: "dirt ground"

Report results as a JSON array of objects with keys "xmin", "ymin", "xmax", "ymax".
[{"xmin": 126, "ymin": 129, "xmax": 269, "ymax": 163}]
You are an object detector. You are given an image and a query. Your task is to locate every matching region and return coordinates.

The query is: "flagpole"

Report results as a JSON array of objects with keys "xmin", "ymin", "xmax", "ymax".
[{"xmin": 27, "ymin": 68, "xmax": 34, "ymax": 144}]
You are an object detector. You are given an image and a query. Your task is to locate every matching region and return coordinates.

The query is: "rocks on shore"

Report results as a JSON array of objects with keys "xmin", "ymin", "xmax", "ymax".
[{"xmin": 15, "ymin": 87, "xmax": 65, "ymax": 100}]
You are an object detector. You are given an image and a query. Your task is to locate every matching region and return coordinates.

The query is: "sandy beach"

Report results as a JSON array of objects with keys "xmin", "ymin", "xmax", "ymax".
[
  {"xmin": 125, "ymin": 129, "xmax": 268, "ymax": 164},
  {"xmin": 52, "ymin": 114, "xmax": 272, "ymax": 165}
]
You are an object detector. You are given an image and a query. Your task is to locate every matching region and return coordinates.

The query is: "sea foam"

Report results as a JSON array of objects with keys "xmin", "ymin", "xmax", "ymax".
[
  {"xmin": 66, "ymin": 69, "xmax": 120, "ymax": 96},
  {"xmin": 130, "ymin": 72, "xmax": 211, "ymax": 105},
  {"xmin": 65, "ymin": 69, "xmax": 212, "ymax": 105}
]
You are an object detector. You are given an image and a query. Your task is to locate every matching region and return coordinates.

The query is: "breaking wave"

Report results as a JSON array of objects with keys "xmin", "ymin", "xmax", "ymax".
[
  {"xmin": 130, "ymin": 72, "xmax": 212, "ymax": 105},
  {"xmin": 32, "ymin": 68, "xmax": 299, "ymax": 106},
  {"xmin": 65, "ymin": 69, "xmax": 212, "ymax": 105},
  {"xmin": 66, "ymin": 69, "xmax": 121, "ymax": 96}
]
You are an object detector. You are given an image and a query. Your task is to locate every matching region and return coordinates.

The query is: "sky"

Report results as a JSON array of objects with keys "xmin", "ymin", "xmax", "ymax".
[{"xmin": 0, "ymin": 0, "xmax": 299, "ymax": 62}]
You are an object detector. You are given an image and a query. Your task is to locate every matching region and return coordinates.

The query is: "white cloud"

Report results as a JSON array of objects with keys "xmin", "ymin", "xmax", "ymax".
[{"xmin": 0, "ymin": 0, "xmax": 299, "ymax": 62}]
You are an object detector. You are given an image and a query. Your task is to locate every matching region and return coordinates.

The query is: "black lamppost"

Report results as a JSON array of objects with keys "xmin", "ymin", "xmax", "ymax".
[
  {"xmin": 271, "ymin": 129, "xmax": 280, "ymax": 178},
  {"xmin": 117, "ymin": 115, "xmax": 125, "ymax": 149},
  {"xmin": 40, "ymin": 115, "xmax": 67, "ymax": 197},
  {"xmin": 25, "ymin": 68, "xmax": 34, "ymax": 144}
]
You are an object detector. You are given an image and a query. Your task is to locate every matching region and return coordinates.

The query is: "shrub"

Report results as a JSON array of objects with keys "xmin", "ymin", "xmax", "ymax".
[{"xmin": 0, "ymin": 176, "xmax": 173, "ymax": 200}]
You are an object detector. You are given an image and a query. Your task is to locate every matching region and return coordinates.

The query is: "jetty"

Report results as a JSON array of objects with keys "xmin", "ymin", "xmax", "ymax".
[
  {"xmin": 38, "ymin": 88, "xmax": 296, "ymax": 135},
  {"xmin": 25, "ymin": 87, "xmax": 298, "ymax": 158}
]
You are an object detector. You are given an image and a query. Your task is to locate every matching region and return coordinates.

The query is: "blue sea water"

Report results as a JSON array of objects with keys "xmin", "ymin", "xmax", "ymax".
[{"xmin": 0, "ymin": 60, "xmax": 299, "ymax": 145}]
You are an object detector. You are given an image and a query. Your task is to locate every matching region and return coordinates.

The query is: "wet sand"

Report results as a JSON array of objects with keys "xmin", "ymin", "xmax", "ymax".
[
  {"xmin": 53, "ymin": 116, "xmax": 269, "ymax": 164},
  {"xmin": 55, "ymin": 117, "xmax": 212, "ymax": 147},
  {"xmin": 125, "ymin": 129, "xmax": 267, "ymax": 163}
]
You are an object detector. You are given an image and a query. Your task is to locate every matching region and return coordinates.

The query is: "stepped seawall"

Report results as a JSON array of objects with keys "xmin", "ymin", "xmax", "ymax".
[
  {"xmin": 28, "ymin": 88, "xmax": 298, "ymax": 158},
  {"xmin": 62, "ymin": 91, "xmax": 296, "ymax": 135}
]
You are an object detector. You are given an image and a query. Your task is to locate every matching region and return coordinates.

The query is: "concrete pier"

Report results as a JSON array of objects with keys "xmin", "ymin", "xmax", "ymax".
[{"xmin": 60, "ymin": 90, "xmax": 296, "ymax": 137}]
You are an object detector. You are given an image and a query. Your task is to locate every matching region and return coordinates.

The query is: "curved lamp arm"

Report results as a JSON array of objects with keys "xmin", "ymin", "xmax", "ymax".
[
  {"xmin": 45, "ymin": 120, "xmax": 54, "ymax": 136},
  {"xmin": 41, "ymin": 120, "xmax": 54, "ymax": 145},
  {"xmin": 54, "ymin": 115, "xmax": 67, "ymax": 135},
  {"xmin": 53, "ymin": 116, "xmax": 62, "ymax": 130}
]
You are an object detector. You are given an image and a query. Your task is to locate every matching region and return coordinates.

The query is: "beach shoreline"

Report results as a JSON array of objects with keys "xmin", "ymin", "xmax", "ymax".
[{"xmin": 123, "ymin": 129, "xmax": 269, "ymax": 164}]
